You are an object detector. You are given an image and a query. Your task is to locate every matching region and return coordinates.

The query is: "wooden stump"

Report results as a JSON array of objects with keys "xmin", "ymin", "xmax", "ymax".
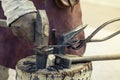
[{"xmin": 16, "ymin": 55, "xmax": 92, "ymax": 80}]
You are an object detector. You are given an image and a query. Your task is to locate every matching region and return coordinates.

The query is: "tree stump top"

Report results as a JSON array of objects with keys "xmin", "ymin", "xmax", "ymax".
[{"xmin": 16, "ymin": 55, "xmax": 92, "ymax": 80}]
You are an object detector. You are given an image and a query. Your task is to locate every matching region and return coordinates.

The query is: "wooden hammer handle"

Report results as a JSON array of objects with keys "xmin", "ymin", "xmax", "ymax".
[{"xmin": 72, "ymin": 54, "xmax": 120, "ymax": 63}]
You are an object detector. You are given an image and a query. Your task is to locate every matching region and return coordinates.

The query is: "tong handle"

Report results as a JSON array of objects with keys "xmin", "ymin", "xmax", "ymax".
[{"xmin": 86, "ymin": 18, "xmax": 120, "ymax": 43}]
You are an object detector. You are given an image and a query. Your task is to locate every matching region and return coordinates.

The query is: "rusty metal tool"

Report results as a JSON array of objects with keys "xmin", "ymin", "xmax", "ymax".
[
  {"xmin": 52, "ymin": 24, "xmax": 87, "ymax": 54},
  {"xmin": 34, "ymin": 10, "xmax": 50, "ymax": 69},
  {"xmin": 55, "ymin": 53, "xmax": 120, "ymax": 68},
  {"xmin": 67, "ymin": 18, "xmax": 120, "ymax": 50},
  {"xmin": 53, "ymin": 18, "xmax": 120, "ymax": 68}
]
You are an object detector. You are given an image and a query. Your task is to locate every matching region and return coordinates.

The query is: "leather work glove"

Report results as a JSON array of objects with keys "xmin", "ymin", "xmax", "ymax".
[
  {"xmin": 1, "ymin": 0, "xmax": 37, "ymax": 43},
  {"xmin": 10, "ymin": 13, "xmax": 36, "ymax": 44}
]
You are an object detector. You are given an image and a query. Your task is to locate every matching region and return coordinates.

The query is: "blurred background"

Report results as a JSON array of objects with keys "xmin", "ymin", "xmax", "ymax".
[{"xmin": 80, "ymin": 0, "xmax": 120, "ymax": 80}]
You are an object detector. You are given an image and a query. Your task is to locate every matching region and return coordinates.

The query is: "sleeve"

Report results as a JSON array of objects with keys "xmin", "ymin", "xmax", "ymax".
[{"xmin": 1, "ymin": 0, "xmax": 37, "ymax": 26}]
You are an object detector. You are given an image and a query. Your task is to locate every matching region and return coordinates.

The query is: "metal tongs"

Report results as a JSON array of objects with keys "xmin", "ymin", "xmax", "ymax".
[{"xmin": 67, "ymin": 18, "xmax": 120, "ymax": 50}]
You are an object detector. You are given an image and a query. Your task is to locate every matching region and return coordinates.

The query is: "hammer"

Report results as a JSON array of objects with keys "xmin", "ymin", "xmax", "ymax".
[
  {"xmin": 55, "ymin": 53, "xmax": 120, "ymax": 68},
  {"xmin": 54, "ymin": 18, "xmax": 120, "ymax": 68}
]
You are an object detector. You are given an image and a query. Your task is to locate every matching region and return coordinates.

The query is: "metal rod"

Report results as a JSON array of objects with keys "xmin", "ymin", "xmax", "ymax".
[
  {"xmin": 72, "ymin": 54, "xmax": 120, "ymax": 63},
  {"xmin": 88, "ymin": 30, "xmax": 120, "ymax": 42},
  {"xmin": 86, "ymin": 18, "xmax": 120, "ymax": 42}
]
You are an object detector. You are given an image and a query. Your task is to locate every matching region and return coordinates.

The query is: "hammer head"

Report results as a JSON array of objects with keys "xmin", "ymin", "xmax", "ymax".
[{"xmin": 55, "ymin": 54, "xmax": 77, "ymax": 68}]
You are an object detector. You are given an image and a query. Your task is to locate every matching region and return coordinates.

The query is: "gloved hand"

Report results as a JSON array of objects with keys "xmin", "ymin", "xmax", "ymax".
[{"xmin": 10, "ymin": 13, "xmax": 36, "ymax": 44}]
